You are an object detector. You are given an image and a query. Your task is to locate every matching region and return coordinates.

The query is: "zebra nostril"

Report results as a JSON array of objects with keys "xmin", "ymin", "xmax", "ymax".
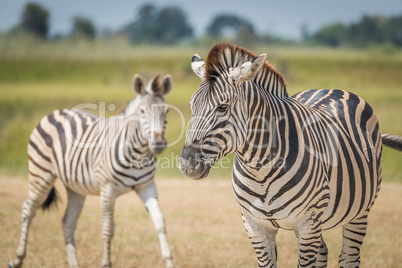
[{"xmin": 194, "ymin": 162, "xmax": 201, "ymax": 170}]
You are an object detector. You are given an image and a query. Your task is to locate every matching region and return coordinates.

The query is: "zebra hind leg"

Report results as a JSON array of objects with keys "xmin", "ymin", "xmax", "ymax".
[
  {"xmin": 62, "ymin": 187, "xmax": 86, "ymax": 268},
  {"xmin": 339, "ymin": 213, "xmax": 368, "ymax": 268},
  {"xmin": 9, "ymin": 171, "xmax": 56, "ymax": 268}
]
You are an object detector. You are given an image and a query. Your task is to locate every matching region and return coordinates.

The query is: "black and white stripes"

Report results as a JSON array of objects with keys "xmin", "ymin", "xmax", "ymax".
[
  {"xmin": 180, "ymin": 42, "xmax": 401, "ymax": 267},
  {"xmin": 10, "ymin": 74, "xmax": 175, "ymax": 268}
]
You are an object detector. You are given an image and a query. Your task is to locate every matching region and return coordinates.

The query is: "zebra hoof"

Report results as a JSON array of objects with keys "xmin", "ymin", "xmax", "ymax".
[
  {"xmin": 163, "ymin": 256, "xmax": 174, "ymax": 268},
  {"xmin": 101, "ymin": 262, "xmax": 112, "ymax": 268}
]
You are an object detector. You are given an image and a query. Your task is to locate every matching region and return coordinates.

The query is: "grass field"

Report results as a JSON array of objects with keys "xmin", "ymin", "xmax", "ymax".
[
  {"xmin": 1, "ymin": 176, "xmax": 401, "ymax": 267},
  {"xmin": 0, "ymin": 37, "xmax": 401, "ymax": 180}
]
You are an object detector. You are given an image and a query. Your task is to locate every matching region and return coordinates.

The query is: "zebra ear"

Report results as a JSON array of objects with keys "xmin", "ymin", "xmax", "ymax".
[
  {"xmin": 191, "ymin": 54, "xmax": 205, "ymax": 80},
  {"xmin": 133, "ymin": 74, "xmax": 146, "ymax": 95},
  {"xmin": 161, "ymin": 74, "xmax": 173, "ymax": 95},
  {"xmin": 229, "ymin": 53, "xmax": 267, "ymax": 84}
]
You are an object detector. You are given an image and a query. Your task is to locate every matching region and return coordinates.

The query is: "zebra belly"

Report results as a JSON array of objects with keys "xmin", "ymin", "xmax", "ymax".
[
  {"xmin": 321, "ymin": 166, "xmax": 379, "ymax": 230},
  {"xmin": 56, "ymin": 161, "xmax": 156, "ymax": 196},
  {"xmin": 57, "ymin": 166, "xmax": 101, "ymax": 196},
  {"xmin": 321, "ymin": 147, "xmax": 380, "ymax": 229},
  {"xmin": 63, "ymin": 179, "xmax": 101, "ymax": 196}
]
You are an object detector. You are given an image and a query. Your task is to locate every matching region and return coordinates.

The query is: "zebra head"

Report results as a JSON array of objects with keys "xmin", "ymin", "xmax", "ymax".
[
  {"xmin": 179, "ymin": 44, "xmax": 267, "ymax": 179},
  {"xmin": 125, "ymin": 74, "xmax": 172, "ymax": 155}
]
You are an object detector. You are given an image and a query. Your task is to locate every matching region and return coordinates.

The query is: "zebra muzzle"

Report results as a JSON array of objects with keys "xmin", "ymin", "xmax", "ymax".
[
  {"xmin": 179, "ymin": 144, "xmax": 211, "ymax": 179},
  {"xmin": 150, "ymin": 133, "xmax": 167, "ymax": 155}
]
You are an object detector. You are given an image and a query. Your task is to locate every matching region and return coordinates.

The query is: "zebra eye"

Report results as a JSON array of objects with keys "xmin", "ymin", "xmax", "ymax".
[
  {"xmin": 140, "ymin": 108, "xmax": 145, "ymax": 114},
  {"xmin": 216, "ymin": 104, "xmax": 229, "ymax": 113}
]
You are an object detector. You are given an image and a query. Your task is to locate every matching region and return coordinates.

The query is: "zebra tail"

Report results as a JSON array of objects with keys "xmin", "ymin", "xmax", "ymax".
[
  {"xmin": 382, "ymin": 133, "xmax": 402, "ymax": 152},
  {"xmin": 41, "ymin": 187, "xmax": 59, "ymax": 211}
]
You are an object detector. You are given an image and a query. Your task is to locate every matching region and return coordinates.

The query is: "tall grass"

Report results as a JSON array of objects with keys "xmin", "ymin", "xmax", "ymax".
[{"xmin": 0, "ymin": 36, "xmax": 401, "ymax": 181}]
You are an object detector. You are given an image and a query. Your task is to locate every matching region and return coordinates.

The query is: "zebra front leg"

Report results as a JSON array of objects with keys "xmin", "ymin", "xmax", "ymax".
[
  {"xmin": 241, "ymin": 210, "xmax": 278, "ymax": 268},
  {"xmin": 100, "ymin": 185, "xmax": 117, "ymax": 268},
  {"xmin": 296, "ymin": 220, "xmax": 324, "ymax": 268},
  {"xmin": 62, "ymin": 188, "xmax": 86, "ymax": 268},
  {"xmin": 315, "ymin": 237, "xmax": 328, "ymax": 268},
  {"xmin": 136, "ymin": 181, "xmax": 174, "ymax": 268},
  {"xmin": 339, "ymin": 212, "xmax": 368, "ymax": 267}
]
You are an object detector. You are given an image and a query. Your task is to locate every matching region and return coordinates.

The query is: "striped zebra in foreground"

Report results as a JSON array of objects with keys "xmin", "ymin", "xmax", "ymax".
[
  {"xmin": 10, "ymin": 74, "xmax": 175, "ymax": 268},
  {"xmin": 179, "ymin": 42, "xmax": 402, "ymax": 267}
]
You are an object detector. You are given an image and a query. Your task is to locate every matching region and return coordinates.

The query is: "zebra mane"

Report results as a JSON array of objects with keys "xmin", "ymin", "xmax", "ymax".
[
  {"xmin": 120, "ymin": 96, "xmax": 141, "ymax": 116},
  {"xmin": 205, "ymin": 42, "xmax": 288, "ymax": 97}
]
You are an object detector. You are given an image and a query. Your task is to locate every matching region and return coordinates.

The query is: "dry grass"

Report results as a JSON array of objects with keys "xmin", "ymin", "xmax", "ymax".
[{"xmin": 0, "ymin": 176, "xmax": 401, "ymax": 268}]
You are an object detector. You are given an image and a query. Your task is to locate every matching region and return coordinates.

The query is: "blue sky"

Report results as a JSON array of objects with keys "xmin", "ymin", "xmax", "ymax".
[{"xmin": 1, "ymin": 0, "xmax": 402, "ymax": 39}]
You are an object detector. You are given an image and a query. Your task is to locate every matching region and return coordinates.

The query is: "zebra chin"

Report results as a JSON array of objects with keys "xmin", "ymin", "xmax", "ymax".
[
  {"xmin": 149, "ymin": 144, "xmax": 166, "ymax": 155},
  {"xmin": 179, "ymin": 159, "xmax": 211, "ymax": 180}
]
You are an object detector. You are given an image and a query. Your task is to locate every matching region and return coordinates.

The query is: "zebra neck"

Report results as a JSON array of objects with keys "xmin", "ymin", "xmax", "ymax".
[
  {"xmin": 124, "ymin": 120, "xmax": 151, "ymax": 160},
  {"xmin": 252, "ymin": 68, "xmax": 288, "ymax": 98},
  {"xmin": 237, "ymin": 89, "xmax": 287, "ymax": 173}
]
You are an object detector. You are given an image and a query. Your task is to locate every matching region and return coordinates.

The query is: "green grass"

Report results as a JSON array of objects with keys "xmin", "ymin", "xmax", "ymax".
[{"xmin": 0, "ymin": 36, "xmax": 401, "ymax": 181}]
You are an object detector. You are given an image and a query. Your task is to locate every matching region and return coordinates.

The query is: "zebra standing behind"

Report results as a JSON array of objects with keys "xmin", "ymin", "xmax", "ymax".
[
  {"xmin": 179, "ymin": 42, "xmax": 402, "ymax": 267},
  {"xmin": 9, "ymin": 74, "xmax": 175, "ymax": 268}
]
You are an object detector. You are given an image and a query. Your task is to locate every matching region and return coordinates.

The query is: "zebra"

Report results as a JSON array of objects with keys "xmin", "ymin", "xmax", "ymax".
[
  {"xmin": 179, "ymin": 42, "xmax": 402, "ymax": 268},
  {"xmin": 9, "ymin": 74, "xmax": 175, "ymax": 268}
]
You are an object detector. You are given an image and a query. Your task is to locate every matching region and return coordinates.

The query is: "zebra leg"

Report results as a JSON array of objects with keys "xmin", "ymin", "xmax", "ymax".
[
  {"xmin": 316, "ymin": 237, "xmax": 328, "ymax": 267},
  {"xmin": 9, "ymin": 172, "xmax": 55, "ymax": 268},
  {"xmin": 100, "ymin": 185, "xmax": 117, "ymax": 268},
  {"xmin": 339, "ymin": 212, "xmax": 368, "ymax": 267},
  {"xmin": 296, "ymin": 218, "xmax": 324, "ymax": 268},
  {"xmin": 135, "ymin": 181, "xmax": 174, "ymax": 268},
  {"xmin": 62, "ymin": 188, "xmax": 86, "ymax": 268},
  {"xmin": 241, "ymin": 210, "xmax": 278, "ymax": 268}
]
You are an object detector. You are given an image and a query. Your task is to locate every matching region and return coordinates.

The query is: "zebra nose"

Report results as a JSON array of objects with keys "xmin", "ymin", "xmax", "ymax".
[
  {"xmin": 154, "ymin": 132, "xmax": 165, "ymax": 144},
  {"xmin": 179, "ymin": 143, "xmax": 210, "ymax": 179},
  {"xmin": 151, "ymin": 132, "xmax": 166, "ymax": 154}
]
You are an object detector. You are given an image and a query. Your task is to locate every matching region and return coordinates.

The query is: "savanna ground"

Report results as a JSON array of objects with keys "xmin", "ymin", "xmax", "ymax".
[
  {"xmin": 1, "ymin": 177, "xmax": 401, "ymax": 267},
  {"xmin": 0, "ymin": 36, "xmax": 401, "ymax": 267}
]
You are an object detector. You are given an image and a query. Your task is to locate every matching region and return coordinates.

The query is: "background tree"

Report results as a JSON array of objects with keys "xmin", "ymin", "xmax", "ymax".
[
  {"xmin": 157, "ymin": 6, "xmax": 193, "ymax": 44},
  {"xmin": 388, "ymin": 15, "xmax": 402, "ymax": 46},
  {"xmin": 236, "ymin": 24, "xmax": 258, "ymax": 47},
  {"xmin": 123, "ymin": 4, "xmax": 193, "ymax": 44},
  {"xmin": 207, "ymin": 14, "xmax": 247, "ymax": 37},
  {"xmin": 20, "ymin": 2, "xmax": 49, "ymax": 38},
  {"xmin": 300, "ymin": 22, "xmax": 310, "ymax": 41},
  {"xmin": 312, "ymin": 23, "xmax": 350, "ymax": 47},
  {"xmin": 72, "ymin": 16, "xmax": 96, "ymax": 39},
  {"xmin": 127, "ymin": 4, "xmax": 158, "ymax": 43},
  {"xmin": 206, "ymin": 14, "xmax": 258, "ymax": 47},
  {"xmin": 349, "ymin": 15, "xmax": 387, "ymax": 46},
  {"xmin": 310, "ymin": 14, "xmax": 402, "ymax": 47}
]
